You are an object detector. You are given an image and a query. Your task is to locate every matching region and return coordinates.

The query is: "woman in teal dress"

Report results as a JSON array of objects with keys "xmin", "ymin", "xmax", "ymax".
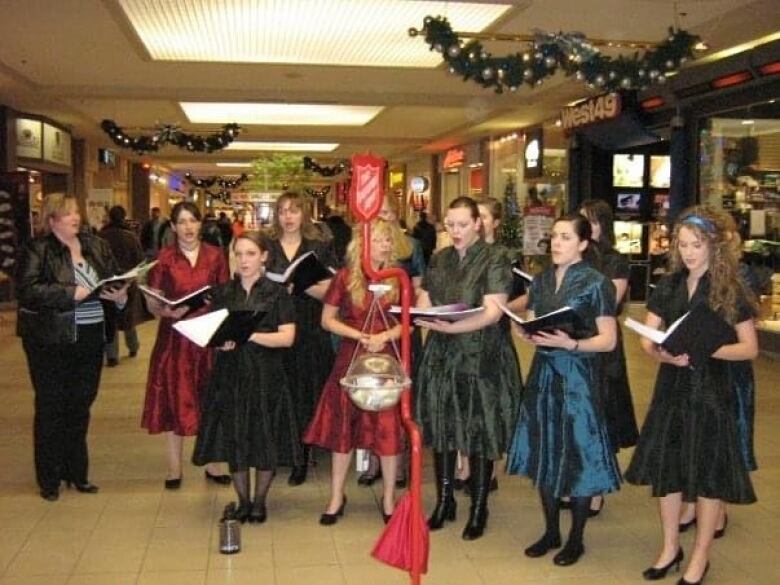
[
  {"xmin": 507, "ymin": 213, "xmax": 620, "ymax": 567},
  {"xmin": 625, "ymin": 207, "xmax": 758, "ymax": 585},
  {"xmin": 414, "ymin": 196, "xmax": 521, "ymax": 541}
]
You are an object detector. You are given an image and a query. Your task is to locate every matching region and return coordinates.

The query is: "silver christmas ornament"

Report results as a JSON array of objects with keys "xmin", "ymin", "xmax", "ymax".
[{"xmin": 447, "ymin": 45, "xmax": 461, "ymax": 58}]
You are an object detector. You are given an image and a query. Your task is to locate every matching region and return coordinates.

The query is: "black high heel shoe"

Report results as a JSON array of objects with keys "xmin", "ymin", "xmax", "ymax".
[
  {"xmin": 588, "ymin": 496, "xmax": 605, "ymax": 518},
  {"xmin": 677, "ymin": 562, "xmax": 709, "ymax": 585},
  {"xmin": 164, "ymin": 477, "xmax": 182, "ymax": 490},
  {"xmin": 249, "ymin": 503, "xmax": 267, "ymax": 524},
  {"xmin": 679, "ymin": 516, "xmax": 696, "ymax": 532},
  {"xmin": 235, "ymin": 501, "xmax": 251, "ymax": 524},
  {"xmin": 643, "ymin": 548, "xmax": 684, "ymax": 581},
  {"xmin": 713, "ymin": 514, "xmax": 727, "ymax": 539},
  {"xmin": 65, "ymin": 480, "xmax": 99, "ymax": 494},
  {"xmin": 204, "ymin": 470, "xmax": 232, "ymax": 485},
  {"xmin": 319, "ymin": 496, "xmax": 347, "ymax": 526},
  {"xmin": 40, "ymin": 487, "xmax": 59, "ymax": 501}
]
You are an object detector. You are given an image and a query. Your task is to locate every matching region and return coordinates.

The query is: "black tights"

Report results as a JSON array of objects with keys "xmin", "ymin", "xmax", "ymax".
[
  {"xmin": 540, "ymin": 488, "xmax": 591, "ymax": 546},
  {"xmin": 232, "ymin": 469, "xmax": 275, "ymax": 513}
]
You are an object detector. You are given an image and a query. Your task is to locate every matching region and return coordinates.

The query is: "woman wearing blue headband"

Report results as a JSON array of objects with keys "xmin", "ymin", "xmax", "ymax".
[{"xmin": 626, "ymin": 206, "xmax": 759, "ymax": 585}]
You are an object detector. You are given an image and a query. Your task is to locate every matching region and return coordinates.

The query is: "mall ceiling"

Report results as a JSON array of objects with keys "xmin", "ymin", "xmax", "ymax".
[{"xmin": 0, "ymin": 0, "xmax": 778, "ymax": 174}]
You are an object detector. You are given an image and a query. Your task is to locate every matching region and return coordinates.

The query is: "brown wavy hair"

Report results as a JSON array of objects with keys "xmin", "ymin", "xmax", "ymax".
[
  {"xmin": 344, "ymin": 219, "xmax": 399, "ymax": 307},
  {"xmin": 670, "ymin": 205, "xmax": 757, "ymax": 323},
  {"xmin": 267, "ymin": 192, "xmax": 324, "ymax": 241}
]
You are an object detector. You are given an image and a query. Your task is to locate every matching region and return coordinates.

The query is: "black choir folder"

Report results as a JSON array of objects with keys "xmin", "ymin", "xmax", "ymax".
[
  {"xmin": 624, "ymin": 303, "xmax": 736, "ymax": 364},
  {"xmin": 139, "ymin": 284, "xmax": 212, "ymax": 313},
  {"xmin": 497, "ymin": 302, "xmax": 582, "ymax": 335},
  {"xmin": 389, "ymin": 303, "xmax": 484, "ymax": 322},
  {"xmin": 80, "ymin": 260, "xmax": 158, "ymax": 302},
  {"xmin": 173, "ymin": 309, "xmax": 266, "ymax": 348},
  {"xmin": 265, "ymin": 251, "xmax": 335, "ymax": 295}
]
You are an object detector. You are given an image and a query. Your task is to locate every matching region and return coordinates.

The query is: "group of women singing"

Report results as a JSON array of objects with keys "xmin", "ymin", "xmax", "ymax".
[{"xmin": 17, "ymin": 191, "xmax": 758, "ymax": 585}]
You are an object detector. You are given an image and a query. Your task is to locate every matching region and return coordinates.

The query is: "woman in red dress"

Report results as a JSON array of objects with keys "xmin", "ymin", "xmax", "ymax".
[
  {"xmin": 142, "ymin": 201, "xmax": 230, "ymax": 488},
  {"xmin": 304, "ymin": 219, "xmax": 405, "ymax": 525}
]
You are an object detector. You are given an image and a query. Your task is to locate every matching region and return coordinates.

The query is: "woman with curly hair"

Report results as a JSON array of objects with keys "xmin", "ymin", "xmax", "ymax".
[
  {"xmin": 625, "ymin": 206, "xmax": 758, "ymax": 585},
  {"xmin": 303, "ymin": 219, "xmax": 405, "ymax": 525}
]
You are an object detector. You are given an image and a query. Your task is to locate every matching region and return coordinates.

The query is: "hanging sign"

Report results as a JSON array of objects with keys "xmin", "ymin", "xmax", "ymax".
[
  {"xmin": 560, "ymin": 93, "xmax": 622, "ymax": 134},
  {"xmin": 523, "ymin": 127, "xmax": 544, "ymax": 179},
  {"xmin": 442, "ymin": 147, "xmax": 465, "ymax": 169},
  {"xmin": 349, "ymin": 153, "xmax": 385, "ymax": 222}
]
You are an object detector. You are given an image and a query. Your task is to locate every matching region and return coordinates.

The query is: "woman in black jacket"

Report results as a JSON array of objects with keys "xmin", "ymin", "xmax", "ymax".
[{"xmin": 16, "ymin": 193, "xmax": 127, "ymax": 501}]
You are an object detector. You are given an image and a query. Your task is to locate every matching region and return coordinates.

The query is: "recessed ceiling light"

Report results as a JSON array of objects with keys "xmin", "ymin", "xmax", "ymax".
[
  {"xmin": 180, "ymin": 102, "xmax": 383, "ymax": 126},
  {"xmin": 741, "ymin": 120, "xmax": 755, "ymax": 125},
  {"xmin": 226, "ymin": 141, "xmax": 340, "ymax": 152},
  {"xmin": 118, "ymin": 0, "xmax": 510, "ymax": 68},
  {"xmin": 215, "ymin": 162, "xmax": 253, "ymax": 168}
]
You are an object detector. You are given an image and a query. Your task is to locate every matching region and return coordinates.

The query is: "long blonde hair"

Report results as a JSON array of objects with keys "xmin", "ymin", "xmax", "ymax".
[
  {"xmin": 670, "ymin": 205, "xmax": 757, "ymax": 323},
  {"xmin": 344, "ymin": 219, "xmax": 399, "ymax": 307},
  {"xmin": 267, "ymin": 192, "xmax": 323, "ymax": 241}
]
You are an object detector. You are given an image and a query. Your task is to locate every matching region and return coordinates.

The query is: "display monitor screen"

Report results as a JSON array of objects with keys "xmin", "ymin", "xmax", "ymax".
[
  {"xmin": 650, "ymin": 155, "xmax": 671, "ymax": 188},
  {"xmin": 616, "ymin": 191, "xmax": 642, "ymax": 212},
  {"xmin": 614, "ymin": 221, "xmax": 644, "ymax": 255},
  {"xmin": 613, "ymin": 154, "xmax": 645, "ymax": 187}
]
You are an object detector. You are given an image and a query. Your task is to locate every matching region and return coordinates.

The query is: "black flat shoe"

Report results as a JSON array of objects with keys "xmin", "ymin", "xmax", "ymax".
[
  {"xmin": 524, "ymin": 534, "xmax": 562, "ymax": 558},
  {"xmin": 553, "ymin": 541, "xmax": 585, "ymax": 566},
  {"xmin": 164, "ymin": 477, "xmax": 182, "ymax": 490},
  {"xmin": 288, "ymin": 465, "xmax": 308, "ymax": 486},
  {"xmin": 235, "ymin": 502, "xmax": 251, "ymax": 524},
  {"xmin": 677, "ymin": 562, "xmax": 709, "ymax": 585},
  {"xmin": 357, "ymin": 469, "xmax": 381, "ymax": 487},
  {"xmin": 643, "ymin": 548, "xmax": 684, "ymax": 581},
  {"xmin": 249, "ymin": 504, "xmax": 267, "ymax": 524},
  {"xmin": 679, "ymin": 516, "xmax": 696, "ymax": 532},
  {"xmin": 319, "ymin": 496, "xmax": 347, "ymax": 526},
  {"xmin": 204, "ymin": 470, "xmax": 231, "ymax": 485},
  {"xmin": 713, "ymin": 514, "xmax": 727, "ymax": 539},
  {"xmin": 66, "ymin": 481, "xmax": 99, "ymax": 494},
  {"xmin": 40, "ymin": 487, "xmax": 59, "ymax": 501}
]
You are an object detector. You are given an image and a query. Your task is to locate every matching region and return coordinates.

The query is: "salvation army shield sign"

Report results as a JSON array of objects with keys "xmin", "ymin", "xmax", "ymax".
[{"xmin": 349, "ymin": 154, "xmax": 385, "ymax": 223}]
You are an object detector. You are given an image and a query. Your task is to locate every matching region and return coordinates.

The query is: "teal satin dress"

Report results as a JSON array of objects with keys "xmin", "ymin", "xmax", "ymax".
[{"xmin": 507, "ymin": 261, "xmax": 621, "ymax": 497}]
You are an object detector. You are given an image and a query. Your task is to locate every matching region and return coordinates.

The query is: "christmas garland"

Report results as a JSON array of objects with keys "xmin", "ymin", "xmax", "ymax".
[
  {"xmin": 305, "ymin": 186, "xmax": 331, "ymax": 200},
  {"xmin": 101, "ymin": 120, "xmax": 240, "ymax": 154},
  {"xmin": 303, "ymin": 156, "xmax": 349, "ymax": 177},
  {"xmin": 184, "ymin": 173, "xmax": 248, "ymax": 189},
  {"xmin": 411, "ymin": 16, "xmax": 700, "ymax": 93},
  {"xmin": 205, "ymin": 189, "xmax": 232, "ymax": 204}
]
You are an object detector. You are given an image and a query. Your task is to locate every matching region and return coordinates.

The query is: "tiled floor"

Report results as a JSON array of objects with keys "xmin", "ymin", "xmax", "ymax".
[{"xmin": 0, "ymin": 308, "xmax": 777, "ymax": 585}]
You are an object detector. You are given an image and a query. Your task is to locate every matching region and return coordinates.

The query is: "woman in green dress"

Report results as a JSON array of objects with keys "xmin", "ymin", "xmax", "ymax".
[{"xmin": 414, "ymin": 196, "xmax": 521, "ymax": 541}]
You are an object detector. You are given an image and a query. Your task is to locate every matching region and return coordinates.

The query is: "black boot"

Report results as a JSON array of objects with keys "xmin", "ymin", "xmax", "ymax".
[
  {"xmin": 553, "ymin": 496, "xmax": 589, "ymax": 566},
  {"xmin": 428, "ymin": 450, "xmax": 457, "ymax": 530},
  {"xmin": 288, "ymin": 445, "xmax": 309, "ymax": 486},
  {"xmin": 462, "ymin": 456, "xmax": 493, "ymax": 541}
]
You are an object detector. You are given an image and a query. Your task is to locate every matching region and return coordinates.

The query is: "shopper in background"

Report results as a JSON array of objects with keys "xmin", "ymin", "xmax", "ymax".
[{"xmin": 99, "ymin": 205, "xmax": 147, "ymax": 366}]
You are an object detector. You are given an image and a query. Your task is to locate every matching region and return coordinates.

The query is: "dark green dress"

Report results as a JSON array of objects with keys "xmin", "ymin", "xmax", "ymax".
[
  {"xmin": 624, "ymin": 271, "xmax": 756, "ymax": 504},
  {"xmin": 507, "ymin": 261, "xmax": 621, "ymax": 497},
  {"xmin": 192, "ymin": 276, "xmax": 297, "ymax": 472},
  {"xmin": 414, "ymin": 240, "xmax": 521, "ymax": 460}
]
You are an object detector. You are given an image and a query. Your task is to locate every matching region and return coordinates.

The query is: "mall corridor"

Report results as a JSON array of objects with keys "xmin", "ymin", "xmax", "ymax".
[{"xmin": 0, "ymin": 310, "xmax": 777, "ymax": 585}]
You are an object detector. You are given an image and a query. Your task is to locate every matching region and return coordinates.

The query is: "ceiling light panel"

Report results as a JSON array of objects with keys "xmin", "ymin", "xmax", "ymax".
[
  {"xmin": 226, "ymin": 141, "xmax": 339, "ymax": 152},
  {"xmin": 118, "ymin": 0, "xmax": 511, "ymax": 67},
  {"xmin": 180, "ymin": 102, "xmax": 383, "ymax": 125}
]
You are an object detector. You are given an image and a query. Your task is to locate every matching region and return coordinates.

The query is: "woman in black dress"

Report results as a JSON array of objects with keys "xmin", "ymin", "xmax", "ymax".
[
  {"xmin": 580, "ymin": 199, "xmax": 639, "ymax": 514},
  {"xmin": 625, "ymin": 207, "xmax": 758, "ymax": 585},
  {"xmin": 265, "ymin": 192, "xmax": 336, "ymax": 485},
  {"xmin": 193, "ymin": 232, "xmax": 296, "ymax": 523}
]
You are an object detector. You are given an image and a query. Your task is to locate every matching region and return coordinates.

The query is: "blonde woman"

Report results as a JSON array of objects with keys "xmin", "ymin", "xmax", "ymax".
[{"xmin": 303, "ymin": 219, "xmax": 405, "ymax": 525}]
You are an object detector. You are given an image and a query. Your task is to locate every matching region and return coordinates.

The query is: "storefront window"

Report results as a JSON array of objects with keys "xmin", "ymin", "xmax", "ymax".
[{"xmin": 699, "ymin": 100, "xmax": 779, "ymax": 317}]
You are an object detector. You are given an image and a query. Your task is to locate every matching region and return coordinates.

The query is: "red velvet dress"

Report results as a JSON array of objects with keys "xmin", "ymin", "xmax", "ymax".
[
  {"xmin": 141, "ymin": 243, "xmax": 229, "ymax": 435},
  {"xmin": 303, "ymin": 269, "xmax": 404, "ymax": 456}
]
